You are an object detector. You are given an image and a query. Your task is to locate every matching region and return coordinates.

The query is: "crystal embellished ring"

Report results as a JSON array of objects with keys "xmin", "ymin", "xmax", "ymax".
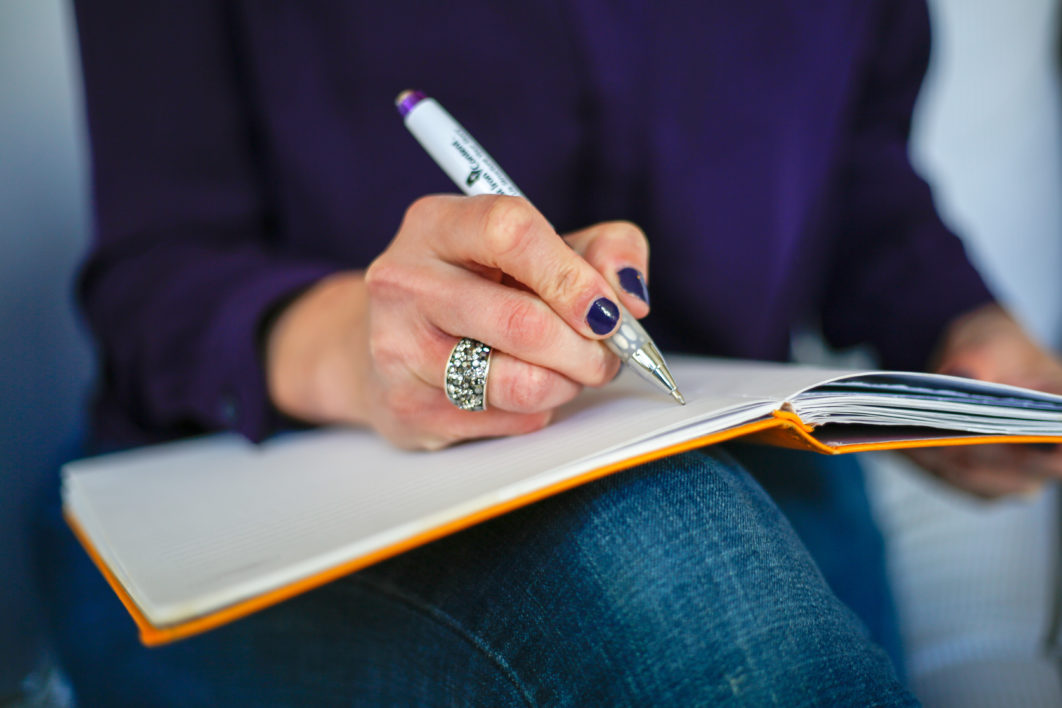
[{"xmin": 444, "ymin": 337, "xmax": 493, "ymax": 411}]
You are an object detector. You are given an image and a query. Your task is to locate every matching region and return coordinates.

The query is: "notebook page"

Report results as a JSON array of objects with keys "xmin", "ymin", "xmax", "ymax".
[
  {"xmin": 65, "ymin": 357, "xmax": 820, "ymax": 626},
  {"xmin": 789, "ymin": 371, "xmax": 1062, "ymax": 434}
]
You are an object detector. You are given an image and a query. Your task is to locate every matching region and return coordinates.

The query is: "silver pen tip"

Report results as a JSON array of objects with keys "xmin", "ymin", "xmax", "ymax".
[{"xmin": 672, "ymin": 390, "xmax": 686, "ymax": 405}]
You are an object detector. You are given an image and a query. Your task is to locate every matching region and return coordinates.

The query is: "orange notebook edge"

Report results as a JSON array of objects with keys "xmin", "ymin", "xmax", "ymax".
[
  {"xmin": 748, "ymin": 409, "xmax": 1062, "ymax": 454},
  {"xmin": 65, "ymin": 409, "xmax": 1062, "ymax": 647},
  {"xmin": 64, "ymin": 415, "xmax": 788, "ymax": 647}
]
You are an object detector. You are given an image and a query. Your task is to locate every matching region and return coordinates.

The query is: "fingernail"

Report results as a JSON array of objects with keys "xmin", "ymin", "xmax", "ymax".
[
  {"xmin": 618, "ymin": 267, "xmax": 649, "ymax": 306},
  {"xmin": 586, "ymin": 297, "xmax": 620, "ymax": 335}
]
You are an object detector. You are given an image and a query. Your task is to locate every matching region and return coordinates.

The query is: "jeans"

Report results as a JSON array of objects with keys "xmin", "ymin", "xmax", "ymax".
[{"xmin": 38, "ymin": 445, "xmax": 917, "ymax": 706}]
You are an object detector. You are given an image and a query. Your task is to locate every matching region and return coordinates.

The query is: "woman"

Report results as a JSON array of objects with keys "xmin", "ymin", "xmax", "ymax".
[{"xmin": 44, "ymin": 1, "xmax": 1062, "ymax": 704}]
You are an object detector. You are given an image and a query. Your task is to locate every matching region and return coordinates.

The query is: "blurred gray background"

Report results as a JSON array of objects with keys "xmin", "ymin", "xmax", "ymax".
[
  {"xmin": 0, "ymin": 1, "xmax": 92, "ymax": 702},
  {"xmin": 0, "ymin": 0, "xmax": 1058, "ymax": 705}
]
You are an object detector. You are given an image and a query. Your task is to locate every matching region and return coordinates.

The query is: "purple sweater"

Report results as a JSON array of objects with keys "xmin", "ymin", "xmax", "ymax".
[{"xmin": 73, "ymin": 0, "xmax": 994, "ymax": 445}]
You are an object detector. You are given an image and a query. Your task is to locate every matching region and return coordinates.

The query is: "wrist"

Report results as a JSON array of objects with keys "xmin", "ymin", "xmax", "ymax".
[{"xmin": 264, "ymin": 270, "xmax": 371, "ymax": 426}]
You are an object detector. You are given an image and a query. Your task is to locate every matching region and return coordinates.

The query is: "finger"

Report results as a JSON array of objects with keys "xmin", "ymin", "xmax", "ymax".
[
  {"xmin": 945, "ymin": 466, "xmax": 1046, "ymax": 499},
  {"xmin": 481, "ymin": 351, "xmax": 582, "ymax": 413},
  {"xmin": 420, "ymin": 268, "xmax": 621, "ymax": 387},
  {"xmin": 908, "ymin": 447, "xmax": 1046, "ymax": 499},
  {"xmin": 413, "ymin": 195, "xmax": 625, "ymax": 338},
  {"xmin": 439, "ymin": 407, "xmax": 556, "ymax": 444},
  {"xmin": 383, "ymin": 390, "xmax": 556, "ymax": 451},
  {"xmin": 565, "ymin": 221, "xmax": 651, "ymax": 319},
  {"xmin": 366, "ymin": 344, "xmax": 562, "ymax": 448},
  {"xmin": 1020, "ymin": 446, "xmax": 1062, "ymax": 479},
  {"xmin": 959, "ymin": 443, "xmax": 1062, "ymax": 482},
  {"xmin": 395, "ymin": 316, "xmax": 591, "ymax": 414},
  {"xmin": 425, "ymin": 341, "xmax": 583, "ymax": 414}
]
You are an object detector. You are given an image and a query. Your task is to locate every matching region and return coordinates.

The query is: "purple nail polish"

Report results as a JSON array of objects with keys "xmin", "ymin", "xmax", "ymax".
[
  {"xmin": 586, "ymin": 297, "xmax": 620, "ymax": 335},
  {"xmin": 618, "ymin": 267, "xmax": 649, "ymax": 306}
]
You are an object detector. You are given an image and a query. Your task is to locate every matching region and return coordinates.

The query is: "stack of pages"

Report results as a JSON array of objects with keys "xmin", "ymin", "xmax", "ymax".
[{"xmin": 62, "ymin": 357, "xmax": 1062, "ymax": 645}]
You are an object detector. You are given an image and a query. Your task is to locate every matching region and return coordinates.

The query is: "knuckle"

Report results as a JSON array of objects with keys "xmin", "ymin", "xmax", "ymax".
[
  {"xmin": 365, "ymin": 327, "xmax": 393, "ymax": 368},
  {"xmin": 364, "ymin": 258, "xmax": 403, "ymax": 298},
  {"xmin": 384, "ymin": 387, "xmax": 427, "ymax": 427},
  {"xmin": 366, "ymin": 326, "xmax": 418, "ymax": 383},
  {"xmin": 366, "ymin": 259, "xmax": 435, "ymax": 305},
  {"xmin": 513, "ymin": 411, "xmax": 553, "ymax": 435},
  {"xmin": 584, "ymin": 348, "xmax": 618, "ymax": 386},
  {"xmin": 500, "ymin": 366, "xmax": 554, "ymax": 411},
  {"xmin": 418, "ymin": 435, "xmax": 455, "ymax": 452},
  {"xmin": 585, "ymin": 221, "xmax": 649, "ymax": 266},
  {"xmin": 606, "ymin": 220, "xmax": 649, "ymax": 250},
  {"xmin": 408, "ymin": 410, "xmax": 463, "ymax": 450},
  {"xmin": 539, "ymin": 259, "xmax": 584, "ymax": 304},
  {"xmin": 401, "ymin": 194, "xmax": 439, "ymax": 227},
  {"xmin": 501, "ymin": 299, "xmax": 550, "ymax": 352},
  {"xmin": 483, "ymin": 196, "xmax": 537, "ymax": 257}
]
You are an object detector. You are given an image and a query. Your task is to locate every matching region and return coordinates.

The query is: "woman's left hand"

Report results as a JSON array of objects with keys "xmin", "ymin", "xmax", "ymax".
[{"xmin": 906, "ymin": 303, "xmax": 1062, "ymax": 499}]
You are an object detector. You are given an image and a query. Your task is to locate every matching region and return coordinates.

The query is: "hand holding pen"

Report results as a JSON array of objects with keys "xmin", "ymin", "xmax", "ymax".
[
  {"xmin": 264, "ymin": 92, "xmax": 679, "ymax": 449},
  {"xmin": 397, "ymin": 91, "xmax": 682, "ymax": 405}
]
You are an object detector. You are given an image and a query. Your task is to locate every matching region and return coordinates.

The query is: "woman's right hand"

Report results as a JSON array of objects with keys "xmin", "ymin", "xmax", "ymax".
[{"xmin": 265, "ymin": 194, "xmax": 651, "ymax": 449}]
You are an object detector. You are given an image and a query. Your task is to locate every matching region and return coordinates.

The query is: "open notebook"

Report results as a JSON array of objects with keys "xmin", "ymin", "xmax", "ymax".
[{"xmin": 63, "ymin": 357, "xmax": 1062, "ymax": 645}]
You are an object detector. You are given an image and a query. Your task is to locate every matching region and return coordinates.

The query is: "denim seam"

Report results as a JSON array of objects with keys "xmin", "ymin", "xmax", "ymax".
[{"xmin": 350, "ymin": 574, "xmax": 537, "ymax": 707}]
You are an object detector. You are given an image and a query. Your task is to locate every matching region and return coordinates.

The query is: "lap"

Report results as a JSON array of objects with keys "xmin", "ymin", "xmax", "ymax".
[{"xmin": 38, "ymin": 446, "xmax": 915, "ymax": 706}]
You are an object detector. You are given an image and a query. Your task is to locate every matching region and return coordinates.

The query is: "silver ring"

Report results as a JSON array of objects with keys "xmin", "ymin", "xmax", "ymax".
[{"xmin": 445, "ymin": 338, "xmax": 493, "ymax": 411}]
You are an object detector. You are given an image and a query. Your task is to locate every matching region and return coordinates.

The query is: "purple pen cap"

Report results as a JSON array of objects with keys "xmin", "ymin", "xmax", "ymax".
[{"xmin": 395, "ymin": 89, "xmax": 427, "ymax": 118}]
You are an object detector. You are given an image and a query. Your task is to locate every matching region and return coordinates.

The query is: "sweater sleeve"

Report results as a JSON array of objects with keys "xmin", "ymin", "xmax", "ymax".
[
  {"xmin": 819, "ymin": 0, "xmax": 995, "ymax": 371},
  {"xmin": 74, "ymin": 0, "xmax": 341, "ymax": 442}
]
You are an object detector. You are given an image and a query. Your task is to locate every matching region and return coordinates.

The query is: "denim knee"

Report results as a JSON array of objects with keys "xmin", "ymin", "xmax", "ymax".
[
  {"xmin": 425, "ymin": 448, "xmax": 917, "ymax": 706},
  {"xmin": 41, "ymin": 447, "xmax": 916, "ymax": 706}
]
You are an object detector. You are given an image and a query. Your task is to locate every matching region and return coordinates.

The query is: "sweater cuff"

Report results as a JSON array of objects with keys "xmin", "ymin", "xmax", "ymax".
[
  {"xmin": 870, "ymin": 243, "xmax": 996, "ymax": 372},
  {"xmin": 196, "ymin": 261, "xmax": 342, "ymax": 442}
]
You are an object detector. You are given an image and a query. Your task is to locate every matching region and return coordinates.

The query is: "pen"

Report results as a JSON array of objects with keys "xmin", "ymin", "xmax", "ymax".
[{"xmin": 396, "ymin": 89, "xmax": 685, "ymax": 405}]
